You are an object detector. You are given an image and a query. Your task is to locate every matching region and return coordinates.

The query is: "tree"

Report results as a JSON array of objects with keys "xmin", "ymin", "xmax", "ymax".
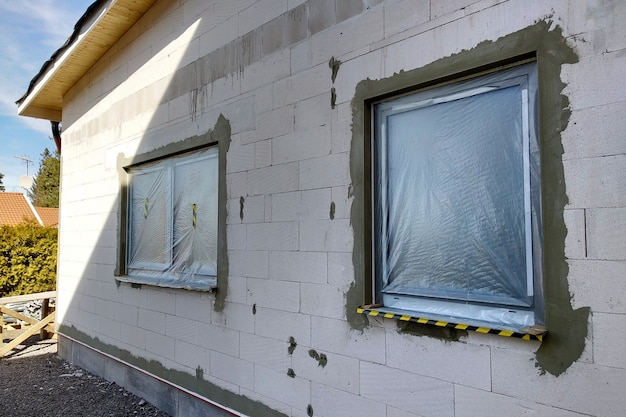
[
  {"xmin": 0, "ymin": 172, "xmax": 4, "ymax": 191},
  {"xmin": 28, "ymin": 148, "xmax": 60, "ymax": 208}
]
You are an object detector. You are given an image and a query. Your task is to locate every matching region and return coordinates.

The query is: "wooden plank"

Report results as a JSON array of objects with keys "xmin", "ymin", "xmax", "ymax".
[
  {"xmin": 41, "ymin": 298, "xmax": 51, "ymax": 340},
  {"xmin": 0, "ymin": 312, "xmax": 56, "ymax": 358},
  {"xmin": 0, "ymin": 307, "xmax": 55, "ymax": 333},
  {"xmin": 0, "ymin": 291, "xmax": 56, "ymax": 305}
]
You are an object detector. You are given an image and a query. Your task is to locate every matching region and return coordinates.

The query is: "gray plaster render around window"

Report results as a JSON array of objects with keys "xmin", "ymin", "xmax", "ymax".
[
  {"xmin": 348, "ymin": 20, "xmax": 589, "ymax": 376},
  {"xmin": 115, "ymin": 115, "xmax": 231, "ymax": 311}
]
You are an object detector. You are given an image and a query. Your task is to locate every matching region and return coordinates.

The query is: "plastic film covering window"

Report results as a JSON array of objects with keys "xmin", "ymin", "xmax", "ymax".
[
  {"xmin": 374, "ymin": 63, "xmax": 542, "ymax": 327},
  {"xmin": 127, "ymin": 147, "xmax": 218, "ymax": 289}
]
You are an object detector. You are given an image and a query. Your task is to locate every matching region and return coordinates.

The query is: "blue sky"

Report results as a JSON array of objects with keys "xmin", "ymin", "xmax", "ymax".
[{"xmin": 0, "ymin": 0, "xmax": 89, "ymax": 192}]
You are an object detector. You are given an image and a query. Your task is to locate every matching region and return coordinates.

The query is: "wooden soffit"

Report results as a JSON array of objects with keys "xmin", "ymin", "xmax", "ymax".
[{"xmin": 16, "ymin": 0, "xmax": 158, "ymax": 121}]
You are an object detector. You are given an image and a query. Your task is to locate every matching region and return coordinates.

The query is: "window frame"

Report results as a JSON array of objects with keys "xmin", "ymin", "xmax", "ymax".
[{"xmin": 370, "ymin": 61, "xmax": 544, "ymax": 331}]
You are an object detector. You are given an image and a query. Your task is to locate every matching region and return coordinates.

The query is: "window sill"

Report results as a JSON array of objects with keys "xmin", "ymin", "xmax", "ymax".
[
  {"xmin": 116, "ymin": 275, "xmax": 217, "ymax": 293},
  {"xmin": 357, "ymin": 304, "xmax": 545, "ymax": 341}
]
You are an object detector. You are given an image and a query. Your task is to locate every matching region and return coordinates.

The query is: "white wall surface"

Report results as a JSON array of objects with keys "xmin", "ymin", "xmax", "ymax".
[{"xmin": 56, "ymin": 0, "xmax": 626, "ymax": 416}]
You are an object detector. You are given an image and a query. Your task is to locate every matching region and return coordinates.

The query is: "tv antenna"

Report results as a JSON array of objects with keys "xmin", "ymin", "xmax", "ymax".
[
  {"xmin": 14, "ymin": 155, "xmax": 34, "ymax": 175},
  {"xmin": 14, "ymin": 156, "xmax": 34, "ymax": 189}
]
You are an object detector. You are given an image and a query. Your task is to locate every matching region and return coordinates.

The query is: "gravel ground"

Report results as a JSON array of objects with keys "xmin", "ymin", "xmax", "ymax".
[{"xmin": 0, "ymin": 334, "xmax": 171, "ymax": 417}]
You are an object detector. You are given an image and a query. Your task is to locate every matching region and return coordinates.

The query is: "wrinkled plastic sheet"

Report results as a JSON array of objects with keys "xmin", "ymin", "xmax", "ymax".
[
  {"xmin": 125, "ymin": 147, "xmax": 218, "ymax": 290},
  {"xmin": 374, "ymin": 63, "xmax": 542, "ymax": 328}
]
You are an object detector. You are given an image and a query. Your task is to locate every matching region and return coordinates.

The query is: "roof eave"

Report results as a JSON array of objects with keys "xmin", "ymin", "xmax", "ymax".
[{"xmin": 16, "ymin": 0, "xmax": 158, "ymax": 121}]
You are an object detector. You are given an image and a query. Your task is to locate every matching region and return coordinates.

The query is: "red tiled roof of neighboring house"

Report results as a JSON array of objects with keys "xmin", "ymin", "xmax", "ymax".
[
  {"xmin": 0, "ymin": 192, "xmax": 40, "ymax": 226},
  {"xmin": 35, "ymin": 207, "xmax": 59, "ymax": 227}
]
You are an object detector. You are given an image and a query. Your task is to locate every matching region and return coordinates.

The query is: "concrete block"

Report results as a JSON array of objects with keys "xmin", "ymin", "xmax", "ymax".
[
  {"xmin": 455, "ymin": 385, "xmax": 591, "ymax": 417},
  {"xmin": 586, "ymin": 208, "xmax": 626, "ymax": 260},
  {"xmin": 255, "ymin": 139, "xmax": 273, "ymax": 168},
  {"xmin": 240, "ymin": 332, "xmax": 292, "ymax": 370},
  {"xmin": 274, "ymin": 62, "xmax": 328, "ymax": 107},
  {"xmin": 198, "ymin": 322, "xmax": 241, "ymax": 356},
  {"xmin": 241, "ymin": 47, "xmax": 291, "ymax": 93},
  {"xmin": 271, "ymin": 188, "xmax": 332, "ymax": 222},
  {"xmin": 211, "ymin": 302, "xmax": 255, "ymax": 334},
  {"xmin": 292, "ymin": 346, "xmax": 359, "ymax": 394},
  {"xmin": 331, "ymin": 119, "xmax": 352, "ymax": 154},
  {"xmin": 255, "ymin": 106, "xmax": 295, "ymax": 142},
  {"xmin": 254, "ymin": 365, "xmax": 311, "ymax": 409},
  {"xmin": 226, "ymin": 275, "xmax": 248, "ymax": 304},
  {"xmin": 145, "ymin": 330, "xmax": 176, "ymax": 359},
  {"xmin": 272, "ymin": 124, "xmax": 331, "ymax": 164},
  {"xmin": 310, "ymin": 7, "xmax": 384, "ymax": 66},
  {"xmin": 563, "ymin": 101, "xmax": 626, "ymax": 161},
  {"xmin": 229, "ymin": 250, "xmax": 269, "ymax": 278},
  {"xmin": 262, "ymin": 15, "xmax": 285, "ymax": 56},
  {"xmin": 227, "ymin": 223, "xmax": 247, "ymax": 250},
  {"xmin": 226, "ymin": 142, "xmax": 255, "ymax": 173},
  {"xmin": 360, "ymin": 361, "xmax": 454, "ymax": 417},
  {"xmin": 174, "ymin": 339, "xmax": 210, "ymax": 371},
  {"xmin": 290, "ymin": 38, "xmax": 312, "ymax": 74},
  {"xmin": 563, "ymin": 52, "xmax": 626, "ymax": 111},
  {"xmin": 238, "ymin": 387, "xmax": 293, "ymax": 416},
  {"xmin": 226, "ymin": 172, "xmax": 247, "ymax": 200},
  {"xmin": 385, "ymin": 329, "xmax": 492, "ymax": 391},
  {"xmin": 331, "ymin": 186, "xmax": 351, "ymax": 219},
  {"xmin": 337, "ymin": 0, "xmax": 364, "ymax": 23},
  {"xmin": 125, "ymin": 363, "xmax": 178, "ymax": 416},
  {"xmin": 138, "ymin": 308, "xmax": 166, "ymax": 334},
  {"xmin": 198, "ymin": 15, "xmax": 239, "ymax": 57},
  {"xmin": 178, "ymin": 390, "xmax": 234, "ymax": 417},
  {"xmin": 300, "ymin": 152, "xmax": 350, "ymax": 190},
  {"xmin": 175, "ymin": 292, "xmax": 212, "ymax": 323},
  {"xmin": 98, "ymin": 315, "xmax": 121, "ymax": 343},
  {"xmin": 247, "ymin": 162, "xmax": 300, "ymax": 196},
  {"xmin": 383, "ymin": 0, "xmax": 429, "ymax": 37},
  {"xmin": 327, "ymin": 252, "xmax": 354, "ymax": 288},
  {"xmin": 491, "ymin": 347, "xmax": 626, "ymax": 417},
  {"xmin": 285, "ymin": 2, "xmax": 308, "ymax": 45},
  {"xmin": 254, "ymin": 306, "xmax": 311, "ymax": 346},
  {"xmin": 238, "ymin": 0, "xmax": 288, "ymax": 36},
  {"xmin": 166, "ymin": 315, "xmax": 199, "ymax": 343},
  {"xmin": 300, "ymin": 219, "xmax": 352, "ymax": 252},
  {"xmin": 564, "ymin": 209, "xmax": 586, "ymax": 260},
  {"xmin": 246, "ymin": 222, "xmax": 299, "ymax": 251},
  {"xmin": 240, "ymin": 194, "xmax": 265, "ymax": 224},
  {"xmin": 255, "ymin": 83, "xmax": 274, "ymax": 115},
  {"xmin": 311, "ymin": 316, "xmax": 385, "ymax": 363},
  {"xmin": 300, "ymin": 283, "xmax": 345, "ymax": 319},
  {"xmin": 564, "ymin": 155, "xmax": 626, "ymax": 208},
  {"xmin": 309, "ymin": 0, "xmax": 336, "ymax": 34},
  {"xmin": 333, "ymin": 49, "xmax": 383, "ymax": 106},
  {"xmin": 568, "ymin": 260, "xmax": 626, "ymax": 314},
  {"xmin": 295, "ymin": 93, "xmax": 332, "ymax": 131},
  {"xmin": 269, "ymin": 250, "xmax": 327, "ymax": 283},
  {"xmin": 593, "ymin": 312, "xmax": 626, "ymax": 369},
  {"xmin": 247, "ymin": 277, "xmax": 300, "ymax": 312},
  {"xmin": 121, "ymin": 323, "xmax": 146, "ymax": 350},
  {"xmin": 210, "ymin": 351, "xmax": 254, "ymax": 390},
  {"xmin": 145, "ymin": 287, "xmax": 176, "ymax": 314},
  {"xmin": 311, "ymin": 382, "xmax": 386, "ymax": 417}
]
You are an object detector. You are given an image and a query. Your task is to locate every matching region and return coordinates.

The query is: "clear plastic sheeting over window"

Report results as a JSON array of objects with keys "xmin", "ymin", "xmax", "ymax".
[
  {"xmin": 373, "ymin": 63, "xmax": 543, "ymax": 330},
  {"xmin": 126, "ymin": 147, "xmax": 218, "ymax": 290}
]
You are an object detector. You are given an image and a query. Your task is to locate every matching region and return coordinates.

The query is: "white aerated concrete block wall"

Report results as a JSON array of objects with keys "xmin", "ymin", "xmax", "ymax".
[{"xmin": 56, "ymin": 0, "xmax": 626, "ymax": 416}]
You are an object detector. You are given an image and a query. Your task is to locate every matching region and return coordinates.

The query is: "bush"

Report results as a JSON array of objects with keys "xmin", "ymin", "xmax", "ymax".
[{"xmin": 0, "ymin": 222, "xmax": 57, "ymax": 297}]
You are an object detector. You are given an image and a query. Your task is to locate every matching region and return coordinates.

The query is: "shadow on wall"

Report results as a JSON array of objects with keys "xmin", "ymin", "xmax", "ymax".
[{"xmin": 56, "ymin": 3, "xmax": 285, "ymax": 416}]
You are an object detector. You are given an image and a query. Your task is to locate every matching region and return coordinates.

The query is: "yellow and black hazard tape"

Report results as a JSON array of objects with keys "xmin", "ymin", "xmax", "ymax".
[{"xmin": 357, "ymin": 306, "xmax": 543, "ymax": 342}]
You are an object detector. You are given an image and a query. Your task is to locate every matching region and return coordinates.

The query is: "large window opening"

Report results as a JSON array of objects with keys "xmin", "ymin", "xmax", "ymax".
[
  {"xmin": 373, "ymin": 62, "xmax": 543, "ymax": 330},
  {"xmin": 124, "ymin": 146, "xmax": 218, "ymax": 290}
]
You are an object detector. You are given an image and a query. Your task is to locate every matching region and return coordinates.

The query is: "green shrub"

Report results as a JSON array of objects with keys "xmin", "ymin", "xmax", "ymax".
[{"xmin": 0, "ymin": 222, "xmax": 57, "ymax": 297}]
